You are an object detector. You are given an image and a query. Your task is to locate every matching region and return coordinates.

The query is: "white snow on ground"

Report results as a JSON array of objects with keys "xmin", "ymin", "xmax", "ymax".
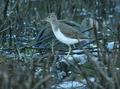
[
  {"xmin": 67, "ymin": 54, "xmax": 87, "ymax": 64},
  {"xmin": 60, "ymin": 48, "xmax": 98, "ymax": 65},
  {"xmin": 90, "ymin": 41, "xmax": 119, "ymax": 52},
  {"xmin": 57, "ymin": 81, "xmax": 84, "ymax": 89},
  {"xmin": 107, "ymin": 42, "xmax": 115, "ymax": 50},
  {"xmin": 107, "ymin": 42, "xmax": 119, "ymax": 51},
  {"xmin": 51, "ymin": 81, "xmax": 85, "ymax": 89},
  {"xmin": 51, "ymin": 77, "xmax": 95, "ymax": 89},
  {"xmin": 58, "ymin": 54, "xmax": 87, "ymax": 65}
]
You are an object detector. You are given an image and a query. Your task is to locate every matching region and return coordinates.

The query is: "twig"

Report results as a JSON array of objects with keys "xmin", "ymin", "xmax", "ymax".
[{"xmin": 32, "ymin": 74, "xmax": 53, "ymax": 89}]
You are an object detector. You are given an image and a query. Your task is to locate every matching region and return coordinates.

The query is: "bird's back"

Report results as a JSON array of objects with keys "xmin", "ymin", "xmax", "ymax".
[{"xmin": 58, "ymin": 22, "xmax": 89, "ymax": 39}]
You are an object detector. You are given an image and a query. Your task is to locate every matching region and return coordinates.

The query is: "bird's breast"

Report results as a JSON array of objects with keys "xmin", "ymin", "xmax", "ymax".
[{"xmin": 52, "ymin": 28, "xmax": 79, "ymax": 45}]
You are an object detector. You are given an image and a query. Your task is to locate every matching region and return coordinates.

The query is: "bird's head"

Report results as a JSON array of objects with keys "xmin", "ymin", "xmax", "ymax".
[{"xmin": 42, "ymin": 13, "xmax": 57, "ymax": 23}]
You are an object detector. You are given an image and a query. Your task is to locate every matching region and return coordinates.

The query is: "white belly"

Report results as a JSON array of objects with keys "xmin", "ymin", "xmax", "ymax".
[{"xmin": 53, "ymin": 28, "xmax": 78, "ymax": 45}]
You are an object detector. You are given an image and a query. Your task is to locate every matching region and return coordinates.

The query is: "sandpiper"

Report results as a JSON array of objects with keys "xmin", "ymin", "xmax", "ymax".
[{"xmin": 43, "ymin": 13, "xmax": 90, "ymax": 57}]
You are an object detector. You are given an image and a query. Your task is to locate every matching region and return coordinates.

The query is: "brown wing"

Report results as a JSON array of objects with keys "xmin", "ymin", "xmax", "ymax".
[{"xmin": 58, "ymin": 22, "xmax": 88, "ymax": 39}]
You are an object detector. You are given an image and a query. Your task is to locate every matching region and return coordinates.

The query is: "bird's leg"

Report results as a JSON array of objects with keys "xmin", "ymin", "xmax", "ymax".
[
  {"xmin": 66, "ymin": 45, "xmax": 71, "ymax": 58},
  {"xmin": 73, "ymin": 44, "xmax": 76, "ymax": 48},
  {"xmin": 51, "ymin": 40, "xmax": 55, "ymax": 54}
]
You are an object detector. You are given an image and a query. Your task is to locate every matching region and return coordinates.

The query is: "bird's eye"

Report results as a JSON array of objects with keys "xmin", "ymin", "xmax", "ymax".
[
  {"xmin": 48, "ymin": 16, "xmax": 50, "ymax": 18},
  {"xmin": 51, "ymin": 15, "xmax": 53, "ymax": 17}
]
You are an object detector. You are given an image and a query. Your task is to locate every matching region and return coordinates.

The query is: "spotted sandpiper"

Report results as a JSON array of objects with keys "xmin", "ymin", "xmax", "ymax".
[{"xmin": 43, "ymin": 13, "xmax": 90, "ymax": 57}]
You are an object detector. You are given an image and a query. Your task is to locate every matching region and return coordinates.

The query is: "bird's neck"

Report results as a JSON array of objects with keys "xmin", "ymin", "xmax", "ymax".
[{"xmin": 50, "ymin": 20, "xmax": 59, "ymax": 32}]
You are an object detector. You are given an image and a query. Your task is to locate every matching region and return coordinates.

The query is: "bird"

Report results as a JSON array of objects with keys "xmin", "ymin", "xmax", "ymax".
[{"xmin": 42, "ymin": 13, "xmax": 90, "ymax": 58}]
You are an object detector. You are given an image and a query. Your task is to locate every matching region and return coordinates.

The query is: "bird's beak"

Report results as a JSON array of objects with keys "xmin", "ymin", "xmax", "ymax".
[{"xmin": 40, "ymin": 17, "xmax": 47, "ymax": 22}]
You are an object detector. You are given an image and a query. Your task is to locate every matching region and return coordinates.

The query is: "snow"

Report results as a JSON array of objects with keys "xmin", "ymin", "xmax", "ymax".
[
  {"xmin": 72, "ymin": 49, "xmax": 83, "ymax": 53},
  {"xmin": 116, "ymin": 68, "xmax": 120, "ymax": 70},
  {"xmin": 51, "ymin": 77, "xmax": 95, "ymax": 89},
  {"xmin": 67, "ymin": 54, "xmax": 87, "ymax": 64},
  {"xmin": 107, "ymin": 42, "xmax": 119, "ymax": 51},
  {"xmin": 58, "ymin": 52, "xmax": 87, "ymax": 65},
  {"xmin": 57, "ymin": 81, "xmax": 84, "ymax": 88},
  {"xmin": 59, "ymin": 48, "xmax": 99, "ymax": 65},
  {"xmin": 107, "ymin": 42, "xmax": 115, "ymax": 50},
  {"xmin": 51, "ymin": 81, "xmax": 85, "ymax": 89},
  {"xmin": 115, "ymin": 4, "xmax": 120, "ymax": 13}
]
